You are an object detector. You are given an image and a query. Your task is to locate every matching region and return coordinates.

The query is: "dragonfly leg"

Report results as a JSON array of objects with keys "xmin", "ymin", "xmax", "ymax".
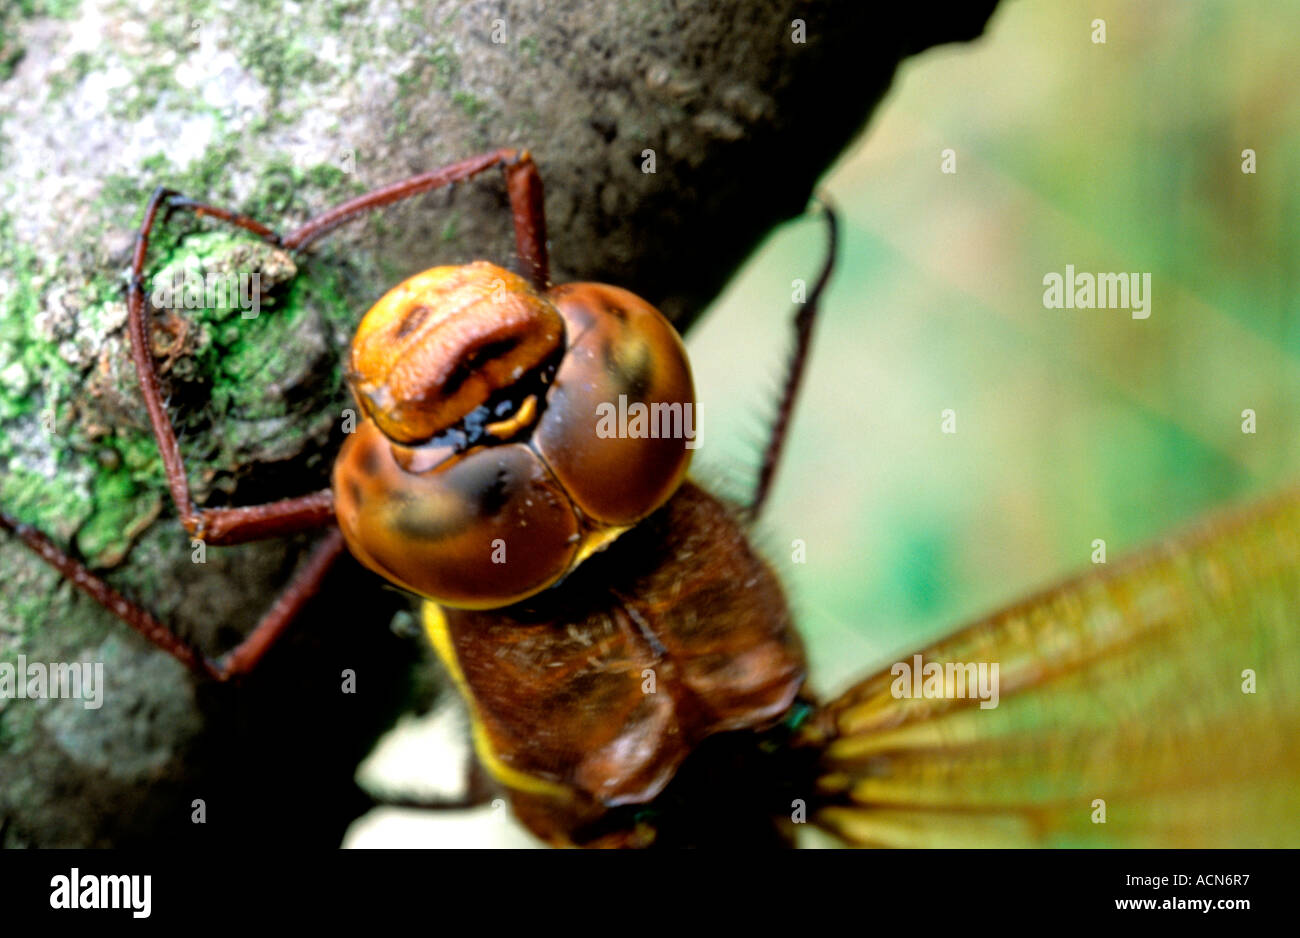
[
  {"xmin": 128, "ymin": 186, "xmax": 336, "ymax": 544},
  {"xmin": 747, "ymin": 200, "xmax": 839, "ymax": 519},
  {"xmin": 281, "ymin": 148, "xmax": 550, "ymax": 289},
  {"xmin": 0, "ymin": 512, "xmax": 344, "ymax": 681}
]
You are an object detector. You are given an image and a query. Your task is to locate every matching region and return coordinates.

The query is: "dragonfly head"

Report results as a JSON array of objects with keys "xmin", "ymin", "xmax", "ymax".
[{"xmin": 333, "ymin": 264, "xmax": 696, "ymax": 609}]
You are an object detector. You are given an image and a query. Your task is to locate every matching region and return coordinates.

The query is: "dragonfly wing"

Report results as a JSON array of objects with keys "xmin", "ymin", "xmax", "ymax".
[{"xmin": 807, "ymin": 488, "xmax": 1300, "ymax": 847}]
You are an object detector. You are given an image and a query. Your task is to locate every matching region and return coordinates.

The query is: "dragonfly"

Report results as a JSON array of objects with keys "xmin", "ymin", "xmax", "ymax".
[{"xmin": 1, "ymin": 150, "xmax": 1297, "ymax": 847}]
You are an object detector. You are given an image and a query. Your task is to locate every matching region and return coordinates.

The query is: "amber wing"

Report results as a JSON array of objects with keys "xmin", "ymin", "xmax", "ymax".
[{"xmin": 806, "ymin": 487, "xmax": 1300, "ymax": 847}]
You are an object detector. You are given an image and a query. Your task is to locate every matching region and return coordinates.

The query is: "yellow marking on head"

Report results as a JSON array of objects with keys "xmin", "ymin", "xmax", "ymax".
[
  {"xmin": 421, "ymin": 601, "xmax": 572, "ymax": 800},
  {"xmin": 484, "ymin": 393, "xmax": 538, "ymax": 440},
  {"xmin": 574, "ymin": 523, "xmax": 632, "ymax": 567}
]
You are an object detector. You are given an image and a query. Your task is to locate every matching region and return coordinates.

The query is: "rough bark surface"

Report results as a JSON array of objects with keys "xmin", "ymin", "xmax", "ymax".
[{"xmin": 0, "ymin": 0, "xmax": 999, "ymax": 846}]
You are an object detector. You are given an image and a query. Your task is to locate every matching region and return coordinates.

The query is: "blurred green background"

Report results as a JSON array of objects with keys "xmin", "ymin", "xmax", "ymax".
[{"xmin": 690, "ymin": 0, "xmax": 1300, "ymax": 695}]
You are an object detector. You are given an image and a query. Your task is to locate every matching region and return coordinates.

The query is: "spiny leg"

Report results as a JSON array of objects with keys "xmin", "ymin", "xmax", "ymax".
[
  {"xmin": 502, "ymin": 152, "xmax": 549, "ymax": 290},
  {"xmin": 747, "ymin": 199, "xmax": 839, "ymax": 520},
  {"xmin": 0, "ymin": 509, "xmax": 344, "ymax": 681},
  {"xmin": 281, "ymin": 148, "xmax": 550, "ymax": 289},
  {"xmin": 128, "ymin": 185, "xmax": 335, "ymax": 545},
  {"xmin": 156, "ymin": 194, "xmax": 283, "ymax": 243},
  {"xmin": 214, "ymin": 528, "xmax": 346, "ymax": 678}
]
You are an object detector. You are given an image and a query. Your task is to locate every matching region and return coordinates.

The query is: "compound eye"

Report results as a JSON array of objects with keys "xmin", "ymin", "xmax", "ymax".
[
  {"xmin": 348, "ymin": 261, "xmax": 565, "ymax": 445},
  {"xmin": 533, "ymin": 283, "xmax": 696, "ymax": 526},
  {"xmin": 333, "ymin": 419, "xmax": 580, "ymax": 608}
]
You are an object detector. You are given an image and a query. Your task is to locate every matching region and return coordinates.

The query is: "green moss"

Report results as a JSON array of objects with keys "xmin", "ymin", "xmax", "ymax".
[
  {"xmin": 0, "ymin": 700, "xmax": 39, "ymax": 757},
  {"xmin": 303, "ymin": 162, "xmax": 349, "ymax": 192},
  {"xmin": 76, "ymin": 466, "xmax": 161, "ymax": 566},
  {"xmin": 427, "ymin": 40, "xmax": 460, "ymax": 90},
  {"xmin": 517, "ymin": 36, "xmax": 540, "ymax": 66},
  {"xmin": 0, "ymin": 42, "xmax": 26, "ymax": 82},
  {"xmin": 91, "ymin": 115, "xmax": 367, "ymax": 262},
  {"xmin": 98, "ymin": 140, "xmax": 364, "ymax": 251},
  {"xmin": 0, "ymin": 179, "xmax": 363, "ymax": 566},
  {"xmin": 220, "ymin": 5, "xmax": 336, "ymax": 109},
  {"xmin": 108, "ymin": 61, "xmax": 183, "ymax": 121},
  {"xmin": 15, "ymin": 0, "xmax": 83, "ymax": 19},
  {"xmin": 99, "ymin": 139, "xmax": 265, "ymax": 264},
  {"xmin": 145, "ymin": 16, "xmax": 169, "ymax": 47},
  {"xmin": 439, "ymin": 211, "xmax": 460, "ymax": 244},
  {"xmin": 0, "ymin": 207, "xmax": 142, "ymax": 563},
  {"xmin": 0, "ymin": 462, "xmax": 94, "ymax": 538},
  {"xmin": 0, "ymin": 294, "xmax": 160, "ymax": 562},
  {"xmin": 452, "ymin": 90, "xmax": 487, "ymax": 119},
  {"xmin": 390, "ymin": 38, "xmax": 464, "ymax": 140},
  {"xmin": 382, "ymin": 21, "xmax": 418, "ymax": 56},
  {"xmin": 46, "ymin": 49, "xmax": 98, "ymax": 100},
  {"xmin": 97, "ymin": 173, "xmax": 152, "ymax": 218},
  {"xmin": 249, "ymin": 161, "xmax": 306, "ymax": 218},
  {"xmin": 0, "ymin": 218, "xmax": 63, "ymax": 425},
  {"xmin": 323, "ymin": 0, "xmax": 368, "ymax": 33},
  {"xmin": 0, "ymin": 0, "xmax": 82, "ymax": 87}
]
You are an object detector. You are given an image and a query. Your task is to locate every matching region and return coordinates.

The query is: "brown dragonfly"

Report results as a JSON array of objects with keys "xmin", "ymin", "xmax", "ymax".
[{"xmin": 2, "ymin": 150, "xmax": 1297, "ymax": 847}]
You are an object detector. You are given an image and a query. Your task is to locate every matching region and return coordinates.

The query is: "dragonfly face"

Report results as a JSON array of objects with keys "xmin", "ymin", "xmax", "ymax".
[
  {"xmin": 332, "ymin": 255, "xmax": 809, "ymax": 846},
  {"xmin": 333, "ymin": 260, "xmax": 697, "ymax": 609}
]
